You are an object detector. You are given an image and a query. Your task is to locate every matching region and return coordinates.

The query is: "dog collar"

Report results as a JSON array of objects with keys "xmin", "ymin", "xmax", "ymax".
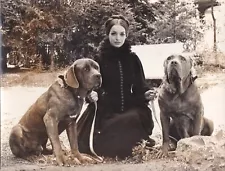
[{"xmin": 77, "ymin": 95, "xmax": 85, "ymax": 100}]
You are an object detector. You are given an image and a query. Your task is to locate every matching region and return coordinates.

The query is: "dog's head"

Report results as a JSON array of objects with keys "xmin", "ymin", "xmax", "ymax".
[
  {"xmin": 64, "ymin": 58, "xmax": 102, "ymax": 90},
  {"xmin": 164, "ymin": 54, "xmax": 193, "ymax": 83},
  {"xmin": 163, "ymin": 54, "xmax": 195, "ymax": 94}
]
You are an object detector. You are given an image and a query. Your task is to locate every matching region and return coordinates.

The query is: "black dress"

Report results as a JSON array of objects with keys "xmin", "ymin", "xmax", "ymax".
[{"xmin": 78, "ymin": 38, "xmax": 154, "ymax": 159}]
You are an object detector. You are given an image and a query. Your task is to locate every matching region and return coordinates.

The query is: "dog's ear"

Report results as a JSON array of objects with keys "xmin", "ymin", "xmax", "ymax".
[{"xmin": 64, "ymin": 64, "xmax": 79, "ymax": 88}]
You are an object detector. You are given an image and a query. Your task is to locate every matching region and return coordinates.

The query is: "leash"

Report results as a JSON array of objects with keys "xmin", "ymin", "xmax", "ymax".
[
  {"xmin": 75, "ymin": 101, "xmax": 103, "ymax": 162},
  {"xmin": 148, "ymin": 85, "xmax": 162, "ymax": 131},
  {"xmin": 89, "ymin": 101, "xmax": 104, "ymax": 162},
  {"xmin": 75, "ymin": 101, "xmax": 87, "ymax": 123},
  {"xmin": 149, "ymin": 100, "xmax": 162, "ymax": 130}
]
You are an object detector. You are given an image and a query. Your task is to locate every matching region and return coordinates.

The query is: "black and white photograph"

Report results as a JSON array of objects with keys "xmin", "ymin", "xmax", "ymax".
[{"xmin": 1, "ymin": 0, "xmax": 225, "ymax": 170}]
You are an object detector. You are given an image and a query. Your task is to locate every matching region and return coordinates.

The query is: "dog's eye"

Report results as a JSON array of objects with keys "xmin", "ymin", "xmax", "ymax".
[
  {"xmin": 93, "ymin": 65, "xmax": 99, "ymax": 70},
  {"xmin": 84, "ymin": 66, "xmax": 90, "ymax": 72},
  {"xmin": 180, "ymin": 56, "xmax": 186, "ymax": 61},
  {"xmin": 167, "ymin": 56, "xmax": 172, "ymax": 61}
]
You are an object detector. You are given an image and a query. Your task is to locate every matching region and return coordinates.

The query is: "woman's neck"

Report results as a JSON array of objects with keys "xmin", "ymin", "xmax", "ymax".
[{"xmin": 98, "ymin": 38, "xmax": 131, "ymax": 58}]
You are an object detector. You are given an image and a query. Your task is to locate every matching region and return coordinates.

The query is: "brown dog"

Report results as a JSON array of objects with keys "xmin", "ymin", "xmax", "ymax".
[
  {"xmin": 9, "ymin": 58, "xmax": 102, "ymax": 166},
  {"xmin": 157, "ymin": 54, "xmax": 214, "ymax": 157}
]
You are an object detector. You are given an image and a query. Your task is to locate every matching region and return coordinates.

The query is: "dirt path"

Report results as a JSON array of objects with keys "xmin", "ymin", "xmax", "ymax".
[{"xmin": 1, "ymin": 70, "xmax": 225, "ymax": 171}]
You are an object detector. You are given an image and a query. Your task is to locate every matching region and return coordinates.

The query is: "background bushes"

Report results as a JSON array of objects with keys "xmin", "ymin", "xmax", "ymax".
[{"xmin": 1, "ymin": 0, "xmax": 204, "ymax": 71}]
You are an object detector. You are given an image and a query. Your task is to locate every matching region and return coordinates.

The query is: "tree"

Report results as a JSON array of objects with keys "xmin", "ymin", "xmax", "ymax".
[
  {"xmin": 194, "ymin": 0, "xmax": 219, "ymax": 21},
  {"xmin": 148, "ymin": 0, "xmax": 203, "ymax": 48},
  {"xmin": 211, "ymin": 3, "xmax": 217, "ymax": 53},
  {"xmin": 1, "ymin": 0, "xmax": 156, "ymax": 70},
  {"xmin": 1, "ymin": 0, "xmax": 205, "ymax": 71}
]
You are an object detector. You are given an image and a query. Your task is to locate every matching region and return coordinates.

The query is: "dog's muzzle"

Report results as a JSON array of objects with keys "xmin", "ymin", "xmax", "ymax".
[
  {"xmin": 168, "ymin": 60, "xmax": 181, "ymax": 80},
  {"xmin": 93, "ymin": 74, "xmax": 102, "ymax": 89}
]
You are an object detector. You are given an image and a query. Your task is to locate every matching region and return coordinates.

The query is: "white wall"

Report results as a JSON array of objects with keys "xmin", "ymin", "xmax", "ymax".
[{"xmin": 132, "ymin": 43, "xmax": 184, "ymax": 79}]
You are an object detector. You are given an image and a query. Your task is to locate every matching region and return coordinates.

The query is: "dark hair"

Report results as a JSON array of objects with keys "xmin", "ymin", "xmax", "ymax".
[{"xmin": 104, "ymin": 15, "xmax": 130, "ymax": 35}]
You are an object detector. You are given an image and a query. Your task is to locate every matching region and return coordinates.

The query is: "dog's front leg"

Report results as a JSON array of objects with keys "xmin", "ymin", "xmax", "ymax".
[
  {"xmin": 43, "ymin": 113, "xmax": 66, "ymax": 166},
  {"xmin": 66, "ymin": 121, "xmax": 81, "ymax": 158},
  {"xmin": 193, "ymin": 110, "xmax": 203, "ymax": 136},
  {"xmin": 157, "ymin": 111, "xmax": 170, "ymax": 158},
  {"xmin": 66, "ymin": 120, "xmax": 93, "ymax": 164}
]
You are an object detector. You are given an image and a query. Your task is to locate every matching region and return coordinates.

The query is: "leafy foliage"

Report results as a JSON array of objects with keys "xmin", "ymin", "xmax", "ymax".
[
  {"xmin": 148, "ymin": 0, "xmax": 204, "ymax": 45},
  {"xmin": 2, "ymin": 0, "xmax": 72, "ymax": 68},
  {"xmin": 1, "ymin": 0, "xmax": 203, "ymax": 71}
]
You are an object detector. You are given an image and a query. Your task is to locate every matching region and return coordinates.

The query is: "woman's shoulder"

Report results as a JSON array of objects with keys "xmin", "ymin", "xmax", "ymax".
[
  {"xmin": 129, "ymin": 51, "xmax": 138, "ymax": 58},
  {"xmin": 129, "ymin": 51, "xmax": 142, "ymax": 63}
]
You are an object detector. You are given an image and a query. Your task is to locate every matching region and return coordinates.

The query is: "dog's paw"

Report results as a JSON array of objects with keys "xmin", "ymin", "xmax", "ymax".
[
  {"xmin": 156, "ymin": 144, "xmax": 170, "ymax": 159},
  {"xmin": 156, "ymin": 149, "xmax": 168, "ymax": 159},
  {"xmin": 79, "ymin": 154, "xmax": 95, "ymax": 163},
  {"xmin": 56, "ymin": 154, "xmax": 70, "ymax": 167},
  {"xmin": 75, "ymin": 153, "xmax": 102, "ymax": 164}
]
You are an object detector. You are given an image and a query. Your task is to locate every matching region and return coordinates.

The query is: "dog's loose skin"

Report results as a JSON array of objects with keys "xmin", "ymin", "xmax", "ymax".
[
  {"xmin": 9, "ymin": 58, "xmax": 102, "ymax": 166},
  {"xmin": 157, "ymin": 54, "xmax": 214, "ymax": 157}
]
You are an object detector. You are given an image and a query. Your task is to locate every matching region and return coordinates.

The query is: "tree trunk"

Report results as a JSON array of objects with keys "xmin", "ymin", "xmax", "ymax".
[
  {"xmin": 211, "ymin": 4, "xmax": 217, "ymax": 53},
  {"xmin": 173, "ymin": 0, "xmax": 176, "ymax": 43}
]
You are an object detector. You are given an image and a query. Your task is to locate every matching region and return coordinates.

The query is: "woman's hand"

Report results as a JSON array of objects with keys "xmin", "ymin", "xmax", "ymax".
[
  {"xmin": 144, "ymin": 88, "xmax": 157, "ymax": 101},
  {"xmin": 87, "ymin": 91, "xmax": 99, "ymax": 103}
]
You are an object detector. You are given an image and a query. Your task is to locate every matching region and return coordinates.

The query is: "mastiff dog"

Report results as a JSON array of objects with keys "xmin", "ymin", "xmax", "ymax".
[
  {"xmin": 157, "ymin": 54, "xmax": 214, "ymax": 157},
  {"xmin": 9, "ymin": 58, "xmax": 102, "ymax": 166}
]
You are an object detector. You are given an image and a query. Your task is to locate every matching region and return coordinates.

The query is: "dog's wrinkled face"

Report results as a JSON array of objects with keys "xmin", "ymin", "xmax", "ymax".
[
  {"xmin": 65, "ymin": 58, "xmax": 102, "ymax": 90},
  {"xmin": 164, "ymin": 54, "xmax": 192, "ymax": 83},
  {"xmin": 75, "ymin": 58, "xmax": 102, "ymax": 90}
]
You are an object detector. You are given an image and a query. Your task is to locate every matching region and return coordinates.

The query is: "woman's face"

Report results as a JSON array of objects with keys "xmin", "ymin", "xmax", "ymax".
[{"xmin": 108, "ymin": 25, "xmax": 127, "ymax": 48}]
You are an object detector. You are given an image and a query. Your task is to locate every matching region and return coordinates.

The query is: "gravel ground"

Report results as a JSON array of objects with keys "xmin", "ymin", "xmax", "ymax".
[{"xmin": 1, "ymin": 70, "xmax": 225, "ymax": 171}]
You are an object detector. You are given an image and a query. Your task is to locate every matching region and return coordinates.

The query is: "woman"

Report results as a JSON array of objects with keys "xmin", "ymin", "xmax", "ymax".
[{"xmin": 78, "ymin": 15, "xmax": 156, "ymax": 159}]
